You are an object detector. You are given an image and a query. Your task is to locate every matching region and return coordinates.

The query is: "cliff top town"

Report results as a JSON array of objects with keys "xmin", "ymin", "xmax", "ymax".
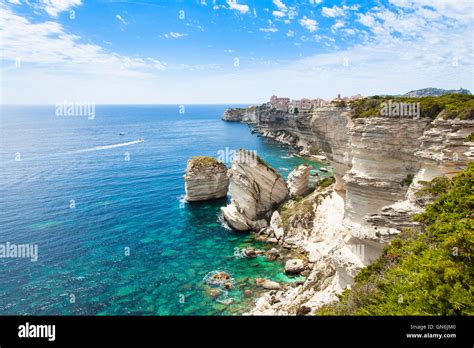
[{"xmin": 269, "ymin": 94, "xmax": 364, "ymax": 112}]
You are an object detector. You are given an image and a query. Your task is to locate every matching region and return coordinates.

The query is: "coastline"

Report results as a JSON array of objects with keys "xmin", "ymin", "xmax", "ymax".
[{"xmin": 219, "ymin": 98, "xmax": 474, "ymax": 315}]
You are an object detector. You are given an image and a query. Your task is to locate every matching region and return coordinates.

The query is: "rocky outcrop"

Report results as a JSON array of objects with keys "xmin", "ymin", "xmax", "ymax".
[
  {"xmin": 222, "ymin": 106, "xmax": 259, "ymax": 123},
  {"xmin": 284, "ymin": 259, "xmax": 305, "ymax": 275},
  {"xmin": 221, "ymin": 150, "xmax": 288, "ymax": 231},
  {"xmin": 184, "ymin": 156, "xmax": 228, "ymax": 202},
  {"xmin": 287, "ymin": 164, "xmax": 311, "ymax": 197},
  {"xmin": 415, "ymin": 119, "xmax": 474, "ymax": 176}
]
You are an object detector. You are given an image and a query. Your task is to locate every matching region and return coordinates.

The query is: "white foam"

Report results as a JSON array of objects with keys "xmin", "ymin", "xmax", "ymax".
[{"xmin": 72, "ymin": 139, "xmax": 144, "ymax": 153}]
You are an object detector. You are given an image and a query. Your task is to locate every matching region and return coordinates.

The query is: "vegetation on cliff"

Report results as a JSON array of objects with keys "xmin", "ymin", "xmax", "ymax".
[
  {"xmin": 318, "ymin": 163, "xmax": 474, "ymax": 315},
  {"xmin": 350, "ymin": 94, "xmax": 474, "ymax": 120},
  {"xmin": 187, "ymin": 156, "xmax": 226, "ymax": 172},
  {"xmin": 278, "ymin": 179, "xmax": 334, "ymax": 231}
]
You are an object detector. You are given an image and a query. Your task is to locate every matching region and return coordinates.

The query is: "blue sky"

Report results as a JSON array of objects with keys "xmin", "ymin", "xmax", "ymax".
[{"xmin": 1, "ymin": 0, "xmax": 473, "ymax": 103}]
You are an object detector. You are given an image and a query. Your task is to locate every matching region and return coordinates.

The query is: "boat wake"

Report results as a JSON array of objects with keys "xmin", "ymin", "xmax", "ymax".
[{"xmin": 72, "ymin": 139, "xmax": 144, "ymax": 154}]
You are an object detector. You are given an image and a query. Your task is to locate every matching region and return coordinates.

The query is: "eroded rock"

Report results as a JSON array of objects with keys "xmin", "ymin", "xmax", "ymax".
[
  {"xmin": 184, "ymin": 156, "xmax": 228, "ymax": 202},
  {"xmin": 288, "ymin": 164, "xmax": 312, "ymax": 197},
  {"xmin": 221, "ymin": 150, "xmax": 288, "ymax": 231},
  {"xmin": 284, "ymin": 259, "xmax": 305, "ymax": 275}
]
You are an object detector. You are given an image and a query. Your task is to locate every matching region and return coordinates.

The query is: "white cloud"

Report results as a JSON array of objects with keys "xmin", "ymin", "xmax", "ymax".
[
  {"xmin": 147, "ymin": 58, "xmax": 167, "ymax": 71},
  {"xmin": 115, "ymin": 14, "xmax": 128, "ymax": 25},
  {"xmin": 40, "ymin": 0, "xmax": 82, "ymax": 17},
  {"xmin": 299, "ymin": 17, "xmax": 318, "ymax": 32},
  {"xmin": 342, "ymin": 28, "xmax": 356, "ymax": 35},
  {"xmin": 226, "ymin": 0, "xmax": 249, "ymax": 14},
  {"xmin": 321, "ymin": 4, "xmax": 359, "ymax": 18},
  {"xmin": 321, "ymin": 5, "xmax": 345, "ymax": 18},
  {"xmin": 286, "ymin": 30, "xmax": 295, "ymax": 37},
  {"xmin": 163, "ymin": 32, "xmax": 187, "ymax": 39},
  {"xmin": 260, "ymin": 27, "xmax": 278, "ymax": 33},
  {"xmin": 272, "ymin": 10, "xmax": 285, "ymax": 18},
  {"xmin": 273, "ymin": 0, "xmax": 287, "ymax": 11},
  {"xmin": 0, "ymin": 5, "xmax": 165, "ymax": 78},
  {"xmin": 2, "ymin": 0, "xmax": 473, "ymax": 104},
  {"xmin": 331, "ymin": 20, "xmax": 345, "ymax": 32},
  {"xmin": 357, "ymin": 13, "xmax": 377, "ymax": 28},
  {"xmin": 389, "ymin": 0, "xmax": 472, "ymax": 23}
]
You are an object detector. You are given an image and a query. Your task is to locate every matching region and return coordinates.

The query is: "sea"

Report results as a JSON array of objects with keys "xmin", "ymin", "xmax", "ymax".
[{"xmin": 0, "ymin": 105, "xmax": 329, "ymax": 315}]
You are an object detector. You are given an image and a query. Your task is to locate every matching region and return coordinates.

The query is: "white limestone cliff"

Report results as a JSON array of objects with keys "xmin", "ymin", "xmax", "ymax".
[
  {"xmin": 184, "ymin": 156, "xmax": 229, "ymax": 202},
  {"xmin": 287, "ymin": 164, "xmax": 311, "ymax": 197},
  {"xmin": 223, "ymin": 102, "xmax": 474, "ymax": 315},
  {"xmin": 221, "ymin": 150, "xmax": 289, "ymax": 231}
]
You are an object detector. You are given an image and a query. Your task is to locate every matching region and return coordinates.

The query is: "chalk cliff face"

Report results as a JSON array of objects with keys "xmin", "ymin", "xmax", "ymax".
[
  {"xmin": 222, "ymin": 106, "xmax": 473, "ymax": 239},
  {"xmin": 223, "ymin": 102, "xmax": 474, "ymax": 315},
  {"xmin": 221, "ymin": 150, "xmax": 288, "ymax": 231},
  {"xmin": 184, "ymin": 157, "xmax": 229, "ymax": 202},
  {"xmin": 343, "ymin": 117, "xmax": 431, "ymax": 242}
]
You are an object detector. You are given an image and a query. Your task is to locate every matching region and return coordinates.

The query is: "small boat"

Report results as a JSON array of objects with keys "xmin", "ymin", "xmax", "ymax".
[
  {"xmin": 138, "ymin": 138, "xmax": 144, "ymax": 142},
  {"xmin": 119, "ymin": 132, "xmax": 125, "ymax": 136},
  {"xmin": 319, "ymin": 167, "xmax": 328, "ymax": 173}
]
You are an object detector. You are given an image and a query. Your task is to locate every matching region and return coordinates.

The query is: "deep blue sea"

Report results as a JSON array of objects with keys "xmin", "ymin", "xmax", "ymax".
[{"xmin": 0, "ymin": 105, "xmax": 327, "ymax": 315}]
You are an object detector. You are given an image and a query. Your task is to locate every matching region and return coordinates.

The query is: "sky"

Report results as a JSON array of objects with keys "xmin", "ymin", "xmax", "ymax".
[{"xmin": 0, "ymin": 0, "xmax": 473, "ymax": 104}]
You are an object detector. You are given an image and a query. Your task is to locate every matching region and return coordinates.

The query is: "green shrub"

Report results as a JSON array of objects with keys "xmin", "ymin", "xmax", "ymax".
[
  {"xmin": 349, "ymin": 94, "xmax": 474, "ymax": 120},
  {"xmin": 401, "ymin": 174, "xmax": 414, "ymax": 187},
  {"xmin": 318, "ymin": 176, "xmax": 335, "ymax": 189}
]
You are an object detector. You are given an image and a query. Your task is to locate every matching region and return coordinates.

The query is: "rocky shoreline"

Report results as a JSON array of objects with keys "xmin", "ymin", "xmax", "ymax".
[
  {"xmin": 218, "ymin": 97, "xmax": 474, "ymax": 315},
  {"xmin": 184, "ymin": 95, "xmax": 473, "ymax": 315}
]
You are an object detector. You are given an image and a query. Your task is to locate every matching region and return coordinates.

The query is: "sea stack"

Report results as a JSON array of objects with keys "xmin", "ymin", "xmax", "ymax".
[
  {"xmin": 287, "ymin": 164, "xmax": 311, "ymax": 197},
  {"xmin": 184, "ymin": 156, "xmax": 229, "ymax": 202},
  {"xmin": 221, "ymin": 150, "xmax": 288, "ymax": 231}
]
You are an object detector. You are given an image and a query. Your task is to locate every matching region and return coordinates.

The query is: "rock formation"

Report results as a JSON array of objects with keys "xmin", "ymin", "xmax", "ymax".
[
  {"xmin": 222, "ymin": 106, "xmax": 259, "ymax": 123},
  {"xmin": 284, "ymin": 259, "xmax": 305, "ymax": 275},
  {"xmin": 184, "ymin": 156, "xmax": 228, "ymax": 202},
  {"xmin": 287, "ymin": 164, "xmax": 311, "ymax": 197},
  {"xmin": 222, "ymin": 98, "xmax": 474, "ymax": 315},
  {"xmin": 221, "ymin": 150, "xmax": 289, "ymax": 231}
]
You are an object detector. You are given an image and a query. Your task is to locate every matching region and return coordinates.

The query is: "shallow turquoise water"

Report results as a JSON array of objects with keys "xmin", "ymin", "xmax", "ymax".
[{"xmin": 0, "ymin": 105, "xmax": 326, "ymax": 315}]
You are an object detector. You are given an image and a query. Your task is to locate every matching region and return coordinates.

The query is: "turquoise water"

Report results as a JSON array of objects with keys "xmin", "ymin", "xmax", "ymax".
[{"xmin": 0, "ymin": 105, "xmax": 327, "ymax": 315}]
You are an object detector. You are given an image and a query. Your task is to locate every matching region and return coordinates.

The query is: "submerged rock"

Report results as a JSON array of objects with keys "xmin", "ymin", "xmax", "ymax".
[
  {"xmin": 262, "ymin": 280, "xmax": 282, "ymax": 290},
  {"xmin": 287, "ymin": 164, "xmax": 312, "ymax": 197},
  {"xmin": 242, "ymin": 248, "xmax": 258, "ymax": 258},
  {"xmin": 221, "ymin": 150, "xmax": 288, "ymax": 231},
  {"xmin": 184, "ymin": 156, "xmax": 228, "ymax": 202},
  {"xmin": 207, "ymin": 288, "xmax": 222, "ymax": 299},
  {"xmin": 242, "ymin": 247, "xmax": 264, "ymax": 259},
  {"xmin": 265, "ymin": 248, "xmax": 280, "ymax": 261},
  {"xmin": 204, "ymin": 271, "xmax": 233, "ymax": 287}
]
